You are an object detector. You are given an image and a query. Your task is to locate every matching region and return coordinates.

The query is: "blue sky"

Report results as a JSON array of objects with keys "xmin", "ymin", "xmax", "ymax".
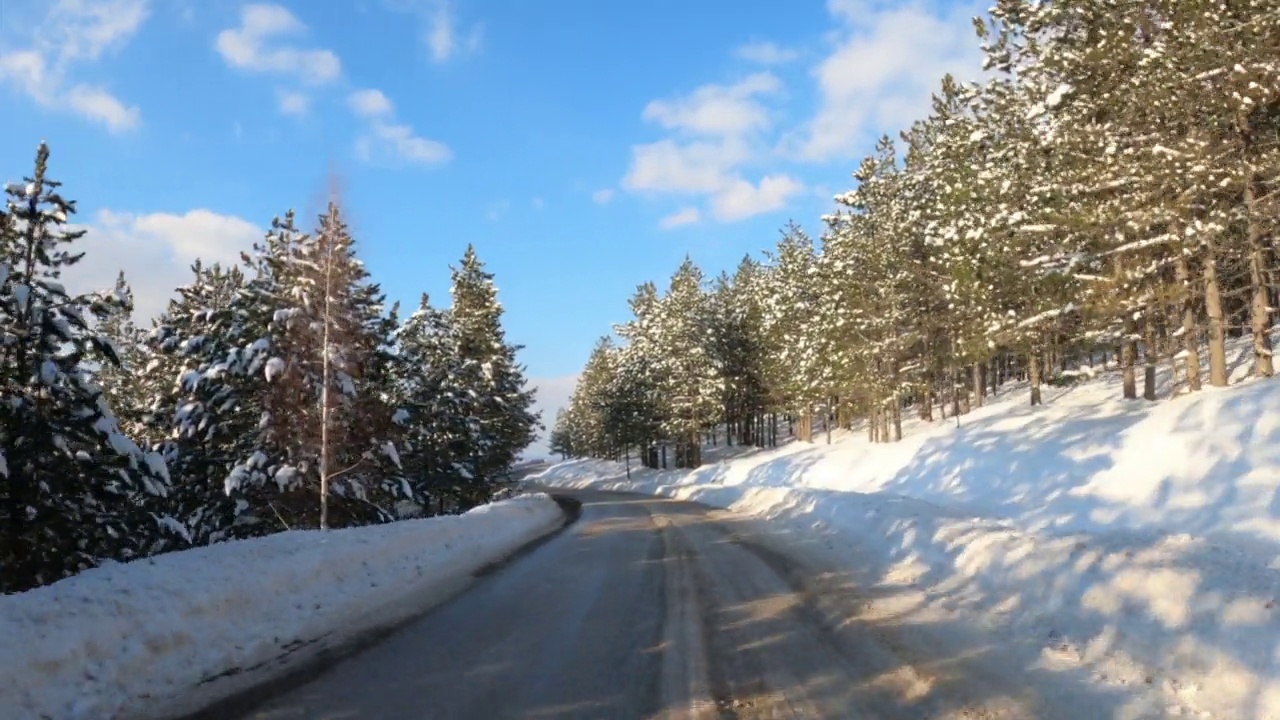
[{"xmin": 0, "ymin": 0, "xmax": 982, "ymax": 455}]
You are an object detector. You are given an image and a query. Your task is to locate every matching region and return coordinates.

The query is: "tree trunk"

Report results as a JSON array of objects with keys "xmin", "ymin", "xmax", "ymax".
[
  {"xmin": 892, "ymin": 391, "xmax": 903, "ymax": 442},
  {"xmin": 1175, "ymin": 252, "xmax": 1202, "ymax": 393},
  {"xmin": 972, "ymin": 364, "xmax": 985, "ymax": 408},
  {"xmin": 318, "ymin": 235, "xmax": 335, "ymax": 531},
  {"xmin": 1245, "ymin": 179, "xmax": 1275, "ymax": 378},
  {"xmin": 1204, "ymin": 231, "xmax": 1229, "ymax": 386},
  {"xmin": 1143, "ymin": 305, "xmax": 1157, "ymax": 401},
  {"xmin": 950, "ymin": 369, "xmax": 961, "ymax": 417},
  {"xmin": 1029, "ymin": 348, "xmax": 1043, "ymax": 406},
  {"xmin": 1121, "ymin": 305, "xmax": 1138, "ymax": 400}
]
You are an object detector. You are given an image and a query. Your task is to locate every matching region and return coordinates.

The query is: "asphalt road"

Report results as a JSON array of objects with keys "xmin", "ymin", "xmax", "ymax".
[{"xmin": 225, "ymin": 491, "xmax": 1150, "ymax": 720}]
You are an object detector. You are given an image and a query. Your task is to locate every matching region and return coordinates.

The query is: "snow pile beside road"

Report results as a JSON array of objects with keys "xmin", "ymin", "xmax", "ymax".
[
  {"xmin": 0, "ymin": 492, "xmax": 564, "ymax": 720},
  {"xmin": 536, "ymin": 377, "xmax": 1280, "ymax": 720}
]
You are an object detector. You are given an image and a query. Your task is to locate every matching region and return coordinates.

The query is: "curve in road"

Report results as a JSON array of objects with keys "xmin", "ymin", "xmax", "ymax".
[{"xmin": 223, "ymin": 490, "xmax": 1165, "ymax": 719}]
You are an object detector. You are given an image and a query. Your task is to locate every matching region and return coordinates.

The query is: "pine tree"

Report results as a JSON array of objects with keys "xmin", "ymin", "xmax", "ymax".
[
  {"xmin": 244, "ymin": 203, "xmax": 406, "ymax": 529},
  {"xmin": 144, "ymin": 259, "xmax": 262, "ymax": 543},
  {"xmin": 448, "ymin": 245, "xmax": 539, "ymax": 505},
  {"xmin": 93, "ymin": 271, "xmax": 149, "ymax": 433},
  {"xmin": 391, "ymin": 292, "xmax": 474, "ymax": 513},
  {"xmin": 0, "ymin": 144, "xmax": 173, "ymax": 592}
]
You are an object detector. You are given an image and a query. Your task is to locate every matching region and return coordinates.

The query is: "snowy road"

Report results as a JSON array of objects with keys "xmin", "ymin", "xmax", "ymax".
[{"xmin": 217, "ymin": 491, "xmax": 1146, "ymax": 720}]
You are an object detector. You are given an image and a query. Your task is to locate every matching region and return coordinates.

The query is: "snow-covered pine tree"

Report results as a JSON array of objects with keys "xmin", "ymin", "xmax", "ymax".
[
  {"xmin": 652, "ymin": 257, "xmax": 720, "ymax": 467},
  {"xmin": 249, "ymin": 203, "xmax": 405, "ymax": 530},
  {"xmin": 760, "ymin": 224, "xmax": 823, "ymax": 441},
  {"xmin": 94, "ymin": 271, "xmax": 149, "ymax": 435},
  {"xmin": 0, "ymin": 144, "xmax": 173, "ymax": 593},
  {"xmin": 391, "ymin": 292, "xmax": 475, "ymax": 514},
  {"xmin": 448, "ymin": 245, "xmax": 539, "ymax": 505},
  {"xmin": 144, "ymin": 259, "xmax": 263, "ymax": 544},
  {"xmin": 615, "ymin": 281, "xmax": 670, "ymax": 466}
]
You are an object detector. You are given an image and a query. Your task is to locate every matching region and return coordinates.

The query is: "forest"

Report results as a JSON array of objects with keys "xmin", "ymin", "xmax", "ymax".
[
  {"xmin": 0, "ymin": 146, "xmax": 539, "ymax": 594},
  {"xmin": 551, "ymin": 0, "xmax": 1280, "ymax": 470}
]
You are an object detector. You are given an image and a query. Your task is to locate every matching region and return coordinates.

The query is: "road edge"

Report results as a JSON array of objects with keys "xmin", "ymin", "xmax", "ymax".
[{"xmin": 168, "ymin": 494, "xmax": 583, "ymax": 720}]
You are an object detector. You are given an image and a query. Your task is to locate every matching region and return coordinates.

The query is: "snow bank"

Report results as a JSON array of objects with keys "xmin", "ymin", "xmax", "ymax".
[
  {"xmin": 0, "ymin": 493, "xmax": 564, "ymax": 720},
  {"xmin": 536, "ymin": 377, "xmax": 1280, "ymax": 719}
]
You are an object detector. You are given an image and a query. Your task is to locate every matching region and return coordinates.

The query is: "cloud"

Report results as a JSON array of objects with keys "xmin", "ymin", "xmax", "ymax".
[
  {"xmin": 426, "ymin": 2, "xmax": 483, "ymax": 62},
  {"xmin": 622, "ymin": 72, "xmax": 804, "ymax": 226},
  {"xmin": 277, "ymin": 89, "xmax": 309, "ymax": 115},
  {"xmin": 624, "ymin": 138, "xmax": 751, "ymax": 195},
  {"xmin": 532, "ymin": 196, "xmax": 545, "ymax": 210},
  {"xmin": 63, "ymin": 209, "xmax": 262, "ymax": 323},
  {"xmin": 524, "ymin": 374, "xmax": 579, "ymax": 459},
  {"xmin": 642, "ymin": 72, "xmax": 780, "ymax": 137},
  {"xmin": 783, "ymin": 0, "xmax": 982, "ymax": 161},
  {"xmin": 710, "ymin": 175, "xmax": 805, "ymax": 221},
  {"xmin": 735, "ymin": 41, "xmax": 799, "ymax": 65},
  {"xmin": 347, "ymin": 88, "xmax": 452, "ymax": 166},
  {"xmin": 592, "ymin": 188, "xmax": 615, "ymax": 205},
  {"xmin": 347, "ymin": 88, "xmax": 393, "ymax": 117},
  {"xmin": 659, "ymin": 207, "xmax": 702, "ymax": 230},
  {"xmin": 215, "ymin": 4, "xmax": 341, "ymax": 85},
  {"xmin": 384, "ymin": 0, "xmax": 482, "ymax": 63},
  {"xmin": 0, "ymin": 0, "xmax": 147, "ymax": 132}
]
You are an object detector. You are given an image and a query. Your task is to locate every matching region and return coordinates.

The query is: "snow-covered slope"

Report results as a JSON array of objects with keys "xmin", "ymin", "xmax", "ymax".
[
  {"xmin": 0, "ymin": 493, "xmax": 565, "ymax": 720},
  {"xmin": 537, "ymin": 370, "xmax": 1280, "ymax": 719}
]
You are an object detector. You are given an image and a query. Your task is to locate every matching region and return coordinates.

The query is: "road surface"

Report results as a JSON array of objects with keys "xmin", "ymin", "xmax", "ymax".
[{"xmin": 223, "ymin": 490, "xmax": 1146, "ymax": 719}]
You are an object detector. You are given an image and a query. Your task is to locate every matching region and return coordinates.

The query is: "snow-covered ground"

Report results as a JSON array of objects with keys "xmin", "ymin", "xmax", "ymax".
[
  {"xmin": 0, "ymin": 493, "xmax": 565, "ymax": 720},
  {"xmin": 535, "ymin": 348, "xmax": 1280, "ymax": 719}
]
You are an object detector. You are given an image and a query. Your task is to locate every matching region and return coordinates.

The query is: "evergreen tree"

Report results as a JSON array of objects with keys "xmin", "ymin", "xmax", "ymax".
[
  {"xmin": 95, "ymin": 271, "xmax": 148, "ymax": 435},
  {"xmin": 448, "ymin": 245, "xmax": 539, "ymax": 505},
  {"xmin": 144, "ymin": 260, "xmax": 262, "ymax": 543},
  {"xmin": 391, "ymin": 292, "xmax": 474, "ymax": 513},
  {"xmin": 0, "ymin": 144, "xmax": 173, "ymax": 593}
]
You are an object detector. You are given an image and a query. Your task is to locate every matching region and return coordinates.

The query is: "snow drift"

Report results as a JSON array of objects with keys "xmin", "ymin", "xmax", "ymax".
[
  {"xmin": 536, "ymin": 375, "xmax": 1280, "ymax": 720},
  {"xmin": 0, "ymin": 492, "xmax": 565, "ymax": 720}
]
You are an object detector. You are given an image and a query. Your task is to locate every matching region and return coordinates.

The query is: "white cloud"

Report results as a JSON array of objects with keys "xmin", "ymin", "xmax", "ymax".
[
  {"xmin": 524, "ymin": 374, "xmax": 579, "ymax": 459},
  {"xmin": 349, "ymin": 87, "xmax": 450, "ymax": 166},
  {"xmin": 384, "ymin": 0, "xmax": 482, "ymax": 63},
  {"xmin": 0, "ymin": 0, "xmax": 147, "ymax": 132},
  {"xmin": 659, "ymin": 207, "xmax": 702, "ymax": 230},
  {"xmin": 622, "ymin": 72, "xmax": 804, "ymax": 226},
  {"xmin": 347, "ymin": 88, "xmax": 394, "ymax": 117},
  {"xmin": 592, "ymin": 188, "xmax": 615, "ymax": 205},
  {"xmin": 64, "ymin": 209, "xmax": 262, "ymax": 323},
  {"xmin": 425, "ymin": 1, "xmax": 483, "ymax": 63},
  {"xmin": 710, "ymin": 175, "xmax": 805, "ymax": 222},
  {"xmin": 735, "ymin": 41, "xmax": 799, "ymax": 65},
  {"xmin": 64, "ymin": 82, "xmax": 141, "ymax": 131},
  {"xmin": 532, "ymin": 196, "xmax": 545, "ymax": 210},
  {"xmin": 623, "ymin": 137, "xmax": 750, "ymax": 195},
  {"xmin": 642, "ymin": 72, "xmax": 779, "ymax": 137},
  {"xmin": 355, "ymin": 121, "xmax": 452, "ymax": 165},
  {"xmin": 277, "ymin": 89, "xmax": 309, "ymax": 116},
  {"xmin": 215, "ymin": 4, "xmax": 341, "ymax": 85},
  {"xmin": 783, "ymin": 0, "xmax": 982, "ymax": 161},
  {"xmin": 351, "ymin": 99, "xmax": 452, "ymax": 167}
]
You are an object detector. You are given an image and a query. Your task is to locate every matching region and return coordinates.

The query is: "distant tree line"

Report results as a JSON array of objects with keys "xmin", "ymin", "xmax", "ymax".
[{"xmin": 0, "ymin": 144, "xmax": 539, "ymax": 593}]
